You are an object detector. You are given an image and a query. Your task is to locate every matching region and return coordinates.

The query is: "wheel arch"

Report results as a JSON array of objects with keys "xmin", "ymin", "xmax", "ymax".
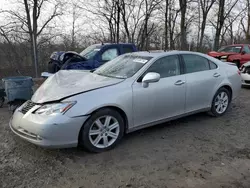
[
  {"xmin": 214, "ymin": 85, "xmax": 233, "ymax": 102},
  {"xmin": 220, "ymin": 85, "xmax": 233, "ymax": 101},
  {"xmin": 78, "ymin": 105, "xmax": 129, "ymax": 142},
  {"xmin": 90, "ymin": 106, "xmax": 129, "ymax": 132}
]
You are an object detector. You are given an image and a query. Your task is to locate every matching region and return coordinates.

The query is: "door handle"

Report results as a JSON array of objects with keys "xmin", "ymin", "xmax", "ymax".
[
  {"xmin": 175, "ymin": 80, "xmax": 185, "ymax": 85},
  {"xmin": 213, "ymin": 73, "xmax": 221, "ymax": 77}
]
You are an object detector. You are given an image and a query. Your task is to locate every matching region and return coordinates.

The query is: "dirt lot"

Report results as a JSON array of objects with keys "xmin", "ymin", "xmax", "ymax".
[{"xmin": 1, "ymin": 88, "xmax": 250, "ymax": 188}]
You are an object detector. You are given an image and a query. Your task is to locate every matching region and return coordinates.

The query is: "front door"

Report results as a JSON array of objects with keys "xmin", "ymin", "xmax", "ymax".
[{"xmin": 132, "ymin": 55, "xmax": 186, "ymax": 127}]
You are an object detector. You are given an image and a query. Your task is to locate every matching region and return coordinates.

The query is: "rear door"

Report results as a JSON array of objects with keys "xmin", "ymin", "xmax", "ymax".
[{"xmin": 181, "ymin": 54, "xmax": 224, "ymax": 113}]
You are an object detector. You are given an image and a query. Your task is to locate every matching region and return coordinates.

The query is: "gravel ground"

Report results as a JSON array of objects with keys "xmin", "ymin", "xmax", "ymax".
[{"xmin": 1, "ymin": 88, "xmax": 250, "ymax": 188}]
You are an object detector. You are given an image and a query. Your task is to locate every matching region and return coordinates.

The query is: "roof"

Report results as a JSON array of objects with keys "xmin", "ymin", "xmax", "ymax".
[
  {"xmin": 95, "ymin": 43, "xmax": 136, "ymax": 46},
  {"xmin": 128, "ymin": 50, "xmax": 208, "ymax": 58},
  {"xmin": 224, "ymin": 44, "xmax": 249, "ymax": 47}
]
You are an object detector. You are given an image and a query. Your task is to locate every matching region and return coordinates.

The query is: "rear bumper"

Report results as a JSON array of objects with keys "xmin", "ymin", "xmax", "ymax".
[{"xmin": 10, "ymin": 109, "xmax": 89, "ymax": 148}]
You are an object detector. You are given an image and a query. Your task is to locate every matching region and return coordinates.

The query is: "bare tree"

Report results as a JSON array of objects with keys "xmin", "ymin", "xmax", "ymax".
[
  {"xmin": 168, "ymin": 0, "xmax": 180, "ymax": 49},
  {"xmin": 164, "ymin": 0, "xmax": 169, "ymax": 50},
  {"xmin": 246, "ymin": 0, "xmax": 250, "ymax": 41},
  {"xmin": 179, "ymin": 0, "xmax": 187, "ymax": 50},
  {"xmin": 198, "ymin": 0, "xmax": 216, "ymax": 49},
  {"xmin": 213, "ymin": 0, "xmax": 238, "ymax": 51},
  {"xmin": 1, "ymin": 0, "xmax": 63, "ymax": 77}
]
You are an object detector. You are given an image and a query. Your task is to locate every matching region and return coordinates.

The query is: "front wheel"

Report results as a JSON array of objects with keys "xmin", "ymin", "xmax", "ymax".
[
  {"xmin": 79, "ymin": 108, "xmax": 125, "ymax": 153},
  {"xmin": 210, "ymin": 88, "xmax": 231, "ymax": 117}
]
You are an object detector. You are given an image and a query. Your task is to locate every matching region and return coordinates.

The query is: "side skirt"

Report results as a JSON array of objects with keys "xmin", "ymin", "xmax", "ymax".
[{"xmin": 126, "ymin": 108, "xmax": 210, "ymax": 133}]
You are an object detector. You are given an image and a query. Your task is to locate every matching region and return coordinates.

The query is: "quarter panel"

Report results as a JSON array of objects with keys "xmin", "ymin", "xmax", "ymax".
[{"xmin": 185, "ymin": 69, "xmax": 225, "ymax": 112}]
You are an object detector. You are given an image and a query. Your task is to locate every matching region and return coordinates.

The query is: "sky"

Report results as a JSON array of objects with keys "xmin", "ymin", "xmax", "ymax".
[{"xmin": 0, "ymin": 0, "xmax": 246, "ymax": 46}]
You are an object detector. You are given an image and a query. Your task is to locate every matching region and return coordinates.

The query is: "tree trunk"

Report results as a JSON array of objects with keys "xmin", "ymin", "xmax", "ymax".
[
  {"xmin": 246, "ymin": 0, "xmax": 250, "ymax": 42},
  {"xmin": 164, "ymin": 0, "xmax": 169, "ymax": 50},
  {"xmin": 116, "ymin": 0, "xmax": 120, "ymax": 43},
  {"xmin": 199, "ymin": 14, "xmax": 207, "ymax": 49},
  {"xmin": 120, "ymin": 0, "xmax": 131, "ymax": 42},
  {"xmin": 214, "ymin": 0, "xmax": 225, "ymax": 51},
  {"xmin": 197, "ymin": 0, "xmax": 201, "ymax": 51},
  {"xmin": 179, "ymin": 0, "xmax": 187, "ymax": 50}
]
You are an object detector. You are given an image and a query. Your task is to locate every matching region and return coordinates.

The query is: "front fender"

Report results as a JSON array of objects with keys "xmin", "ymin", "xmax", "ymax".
[
  {"xmin": 227, "ymin": 54, "xmax": 241, "ymax": 62},
  {"xmin": 63, "ymin": 83, "xmax": 134, "ymax": 128}
]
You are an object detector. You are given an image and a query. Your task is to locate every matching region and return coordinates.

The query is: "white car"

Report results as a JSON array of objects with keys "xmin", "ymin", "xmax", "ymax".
[{"xmin": 240, "ymin": 62, "xmax": 250, "ymax": 86}]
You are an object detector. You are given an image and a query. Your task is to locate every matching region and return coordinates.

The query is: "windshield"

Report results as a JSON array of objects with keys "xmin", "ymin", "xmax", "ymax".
[
  {"xmin": 218, "ymin": 46, "xmax": 242, "ymax": 53},
  {"xmin": 93, "ymin": 55, "xmax": 152, "ymax": 79},
  {"xmin": 79, "ymin": 44, "xmax": 101, "ymax": 59}
]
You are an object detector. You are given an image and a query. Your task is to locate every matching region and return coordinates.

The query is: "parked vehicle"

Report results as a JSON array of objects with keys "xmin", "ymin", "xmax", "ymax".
[
  {"xmin": 240, "ymin": 61, "xmax": 250, "ymax": 86},
  {"xmin": 10, "ymin": 51, "xmax": 241, "ymax": 152},
  {"xmin": 208, "ymin": 44, "xmax": 250, "ymax": 68},
  {"xmin": 48, "ymin": 43, "xmax": 137, "ymax": 73}
]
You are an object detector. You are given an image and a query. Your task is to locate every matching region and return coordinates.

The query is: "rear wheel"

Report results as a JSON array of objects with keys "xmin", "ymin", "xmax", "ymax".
[
  {"xmin": 210, "ymin": 88, "xmax": 231, "ymax": 117},
  {"xmin": 79, "ymin": 108, "xmax": 125, "ymax": 153}
]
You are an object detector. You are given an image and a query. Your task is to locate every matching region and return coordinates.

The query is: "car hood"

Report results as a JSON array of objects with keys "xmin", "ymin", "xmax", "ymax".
[
  {"xmin": 32, "ymin": 70, "xmax": 124, "ymax": 104},
  {"xmin": 208, "ymin": 51, "xmax": 238, "ymax": 57}
]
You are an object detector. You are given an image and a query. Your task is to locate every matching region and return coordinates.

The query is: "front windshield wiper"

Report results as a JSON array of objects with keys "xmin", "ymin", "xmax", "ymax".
[{"xmin": 95, "ymin": 72, "xmax": 126, "ymax": 79}]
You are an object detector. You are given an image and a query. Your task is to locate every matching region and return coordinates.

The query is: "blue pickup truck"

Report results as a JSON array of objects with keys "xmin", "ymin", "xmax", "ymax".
[{"xmin": 48, "ymin": 43, "xmax": 138, "ymax": 73}]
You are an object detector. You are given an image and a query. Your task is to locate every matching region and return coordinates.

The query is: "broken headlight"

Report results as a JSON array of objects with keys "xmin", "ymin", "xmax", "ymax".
[{"xmin": 35, "ymin": 101, "xmax": 76, "ymax": 115}]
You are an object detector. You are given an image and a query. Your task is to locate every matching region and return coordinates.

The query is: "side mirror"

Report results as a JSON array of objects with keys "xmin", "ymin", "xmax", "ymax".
[
  {"xmin": 241, "ymin": 51, "xmax": 246, "ymax": 55},
  {"xmin": 142, "ymin": 72, "xmax": 160, "ymax": 88}
]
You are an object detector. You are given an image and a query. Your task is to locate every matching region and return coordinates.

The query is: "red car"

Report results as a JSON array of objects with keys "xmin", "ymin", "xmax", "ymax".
[{"xmin": 208, "ymin": 44, "xmax": 250, "ymax": 68}]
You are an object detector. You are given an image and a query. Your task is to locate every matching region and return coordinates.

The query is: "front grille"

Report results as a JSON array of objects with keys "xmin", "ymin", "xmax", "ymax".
[
  {"xmin": 245, "ymin": 80, "xmax": 250, "ymax": 84},
  {"xmin": 20, "ymin": 100, "xmax": 36, "ymax": 114}
]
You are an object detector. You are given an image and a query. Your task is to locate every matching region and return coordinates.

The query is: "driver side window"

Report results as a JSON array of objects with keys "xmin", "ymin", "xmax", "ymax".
[
  {"xmin": 146, "ymin": 55, "xmax": 181, "ymax": 78},
  {"xmin": 101, "ymin": 48, "xmax": 119, "ymax": 61}
]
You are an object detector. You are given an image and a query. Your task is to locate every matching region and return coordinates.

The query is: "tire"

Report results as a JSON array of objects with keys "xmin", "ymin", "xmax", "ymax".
[
  {"xmin": 210, "ymin": 87, "xmax": 231, "ymax": 117},
  {"xmin": 79, "ymin": 108, "xmax": 125, "ymax": 153},
  {"xmin": 0, "ymin": 97, "xmax": 4, "ymax": 108}
]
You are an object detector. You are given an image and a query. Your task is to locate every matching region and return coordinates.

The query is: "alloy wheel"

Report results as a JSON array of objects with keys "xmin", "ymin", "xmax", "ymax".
[
  {"xmin": 214, "ymin": 91, "xmax": 229, "ymax": 114},
  {"xmin": 88, "ymin": 115, "xmax": 120, "ymax": 149}
]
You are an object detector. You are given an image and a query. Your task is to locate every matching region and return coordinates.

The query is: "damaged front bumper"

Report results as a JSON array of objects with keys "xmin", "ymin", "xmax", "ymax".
[
  {"xmin": 240, "ymin": 64, "xmax": 250, "ymax": 85},
  {"xmin": 10, "ymin": 104, "xmax": 89, "ymax": 148}
]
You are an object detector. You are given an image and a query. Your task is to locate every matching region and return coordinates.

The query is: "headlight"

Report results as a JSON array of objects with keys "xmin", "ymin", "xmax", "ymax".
[
  {"xmin": 35, "ymin": 101, "xmax": 76, "ymax": 115},
  {"xmin": 220, "ymin": 55, "xmax": 227, "ymax": 59}
]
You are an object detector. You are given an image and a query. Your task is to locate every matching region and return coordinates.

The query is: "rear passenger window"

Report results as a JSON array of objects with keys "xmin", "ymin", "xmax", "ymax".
[
  {"xmin": 182, "ymin": 54, "xmax": 209, "ymax": 73},
  {"xmin": 209, "ymin": 61, "xmax": 217, "ymax": 69}
]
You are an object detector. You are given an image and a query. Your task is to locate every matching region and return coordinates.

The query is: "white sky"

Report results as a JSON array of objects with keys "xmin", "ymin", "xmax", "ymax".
[{"xmin": 0, "ymin": 0, "xmax": 246, "ymax": 45}]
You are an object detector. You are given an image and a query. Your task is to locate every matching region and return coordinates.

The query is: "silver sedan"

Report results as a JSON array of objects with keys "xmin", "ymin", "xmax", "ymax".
[{"xmin": 10, "ymin": 51, "xmax": 241, "ymax": 152}]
